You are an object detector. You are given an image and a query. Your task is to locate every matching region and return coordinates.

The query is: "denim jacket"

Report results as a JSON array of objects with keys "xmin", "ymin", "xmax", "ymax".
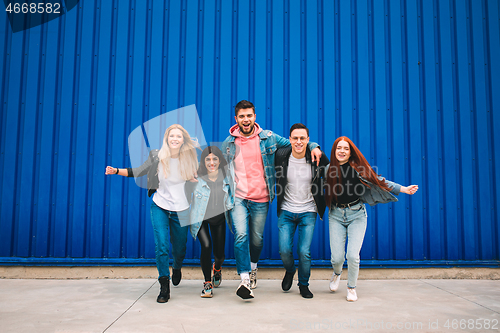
[
  {"xmin": 326, "ymin": 164, "xmax": 402, "ymax": 207},
  {"xmin": 357, "ymin": 172, "xmax": 402, "ymax": 206},
  {"xmin": 188, "ymin": 175, "xmax": 234, "ymax": 239},
  {"xmin": 221, "ymin": 127, "xmax": 319, "ymax": 203}
]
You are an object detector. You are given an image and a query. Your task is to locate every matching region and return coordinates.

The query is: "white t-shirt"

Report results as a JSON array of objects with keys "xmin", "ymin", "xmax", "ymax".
[
  {"xmin": 152, "ymin": 158, "xmax": 189, "ymax": 211},
  {"xmin": 281, "ymin": 155, "xmax": 317, "ymax": 214}
]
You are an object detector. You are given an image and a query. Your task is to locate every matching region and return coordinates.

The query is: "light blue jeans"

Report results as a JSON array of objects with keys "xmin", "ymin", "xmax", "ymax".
[
  {"xmin": 328, "ymin": 202, "xmax": 367, "ymax": 288},
  {"xmin": 230, "ymin": 197, "xmax": 269, "ymax": 274},
  {"xmin": 150, "ymin": 201, "xmax": 189, "ymax": 278},
  {"xmin": 278, "ymin": 210, "xmax": 317, "ymax": 286}
]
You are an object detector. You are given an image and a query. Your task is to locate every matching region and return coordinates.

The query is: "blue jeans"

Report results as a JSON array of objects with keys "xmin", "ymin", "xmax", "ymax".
[
  {"xmin": 328, "ymin": 202, "xmax": 367, "ymax": 289},
  {"xmin": 278, "ymin": 210, "xmax": 317, "ymax": 286},
  {"xmin": 230, "ymin": 197, "xmax": 269, "ymax": 274},
  {"xmin": 150, "ymin": 201, "xmax": 189, "ymax": 278}
]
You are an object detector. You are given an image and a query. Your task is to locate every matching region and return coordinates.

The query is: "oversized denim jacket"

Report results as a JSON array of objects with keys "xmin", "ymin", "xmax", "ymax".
[
  {"xmin": 357, "ymin": 173, "xmax": 402, "ymax": 206},
  {"xmin": 189, "ymin": 175, "xmax": 234, "ymax": 239},
  {"xmin": 325, "ymin": 164, "xmax": 402, "ymax": 206},
  {"xmin": 221, "ymin": 128, "xmax": 319, "ymax": 203}
]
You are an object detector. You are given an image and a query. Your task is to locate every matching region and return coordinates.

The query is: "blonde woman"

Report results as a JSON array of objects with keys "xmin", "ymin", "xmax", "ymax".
[{"xmin": 105, "ymin": 124, "xmax": 199, "ymax": 303}]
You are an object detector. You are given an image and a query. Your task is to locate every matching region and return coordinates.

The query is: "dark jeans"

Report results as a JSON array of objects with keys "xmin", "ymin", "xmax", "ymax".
[
  {"xmin": 278, "ymin": 210, "xmax": 317, "ymax": 286},
  {"xmin": 150, "ymin": 201, "xmax": 189, "ymax": 278}
]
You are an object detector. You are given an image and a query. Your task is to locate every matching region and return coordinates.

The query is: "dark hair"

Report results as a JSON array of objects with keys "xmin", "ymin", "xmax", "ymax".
[
  {"xmin": 197, "ymin": 146, "xmax": 228, "ymax": 178},
  {"xmin": 325, "ymin": 136, "xmax": 392, "ymax": 207},
  {"xmin": 289, "ymin": 123, "xmax": 309, "ymax": 136},
  {"xmin": 235, "ymin": 100, "xmax": 255, "ymax": 116}
]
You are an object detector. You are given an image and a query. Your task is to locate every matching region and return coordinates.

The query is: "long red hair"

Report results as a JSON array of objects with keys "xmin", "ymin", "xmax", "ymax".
[{"xmin": 325, "ymin": 136, "xmax": 392, "ymax": 207}]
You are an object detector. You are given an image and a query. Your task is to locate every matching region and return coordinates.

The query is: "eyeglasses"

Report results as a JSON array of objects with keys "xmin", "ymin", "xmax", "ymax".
[{"xmin": 290, "ymin": 137, "xmax": 308, "ymax": 142}]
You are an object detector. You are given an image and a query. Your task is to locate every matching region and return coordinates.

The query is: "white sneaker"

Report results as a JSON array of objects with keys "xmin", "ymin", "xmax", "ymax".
[
  {"xmin": 236, "ymin": 279, "xmax": 254, "ymax": 299},
  {"xmin": 347, "ymin": 287, "xmax": 358, "ymax": 302},
  {"xmin": 329, "ymin": 273, "xmax": 341, "ymax": 292},
  {"xmin": 250, "ymin": 268, "xmax": 258, "ymax": 289}
]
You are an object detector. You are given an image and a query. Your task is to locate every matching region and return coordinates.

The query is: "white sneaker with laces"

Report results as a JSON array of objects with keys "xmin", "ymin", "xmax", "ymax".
[
  {"xmin": 347, "ymin": 287, "xmax": 358, "ymax": 302},
  {"xmin": 250, "ymin": 268, "xmax": 258, "ymax": 289},
  {"xmin": 329, "ymin": 273, "xmax": 341, "ymax": 292},
  {"xmin": 236, "ymin": 278, "xmax": 254, "ymax": 299}
]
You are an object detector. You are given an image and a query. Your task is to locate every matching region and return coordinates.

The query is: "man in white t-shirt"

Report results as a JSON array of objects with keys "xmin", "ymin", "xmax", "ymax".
[{"xmin": 274, "ymin": 123, "xmax": 329, "ymax": 298}]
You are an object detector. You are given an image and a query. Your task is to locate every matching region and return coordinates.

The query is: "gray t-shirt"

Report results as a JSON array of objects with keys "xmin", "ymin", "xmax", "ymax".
[{"xmin": 281, "ymin": 155, "xmax": 317, "ymax": 214}]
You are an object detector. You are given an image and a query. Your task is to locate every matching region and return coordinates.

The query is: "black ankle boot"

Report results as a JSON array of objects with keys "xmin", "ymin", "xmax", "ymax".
[
  {"xmin": 172, "ymin": 268, "xmax": 182, "ymax": 286},
  {"xmin": 157, "ymin": 276, "xmax": 170, "ymax": 303},
  {"xmin": 299, "ymin": 285, "xmax": 313, "ymax": 298},
  {"xmin": 281, "ymin": 270, "xmax": 295, "ymax": 291}
]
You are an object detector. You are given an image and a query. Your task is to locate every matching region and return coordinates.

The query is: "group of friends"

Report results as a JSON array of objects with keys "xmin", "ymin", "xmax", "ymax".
[{"xmin": 105, "ymin": 100, "xmax": 418, "ymax": 303}]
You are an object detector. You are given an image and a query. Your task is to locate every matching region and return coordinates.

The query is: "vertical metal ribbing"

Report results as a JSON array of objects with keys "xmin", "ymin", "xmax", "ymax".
[{"xmin": 0, "ymin": 0, "xmax": 498, "ymax": 264}]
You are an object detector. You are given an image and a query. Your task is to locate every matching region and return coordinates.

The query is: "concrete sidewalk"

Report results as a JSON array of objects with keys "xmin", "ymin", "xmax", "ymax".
[{"xmin": 1, "ymin": 278, "xmax": 499, "ymax": 333}]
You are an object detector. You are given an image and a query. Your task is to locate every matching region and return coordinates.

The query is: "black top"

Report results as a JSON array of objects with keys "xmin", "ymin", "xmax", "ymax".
[
  {"xmin": 203, "ymin": 172, "xmax": 225, "ymax": 225},
  {"xmin": 336, "ymin": 163, "xmax": 363, "ymax": 205}
]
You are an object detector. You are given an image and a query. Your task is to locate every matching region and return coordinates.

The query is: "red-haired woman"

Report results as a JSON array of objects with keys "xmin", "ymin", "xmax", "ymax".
[{"xmin": 325, "ymin": 136, "xmax": 418, "ymax": 302}]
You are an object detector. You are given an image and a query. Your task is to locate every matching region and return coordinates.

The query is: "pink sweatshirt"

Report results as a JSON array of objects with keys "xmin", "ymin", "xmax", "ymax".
[{"xmin": 230, "ymin": 123, "xmax": 269, "ymax": 202}]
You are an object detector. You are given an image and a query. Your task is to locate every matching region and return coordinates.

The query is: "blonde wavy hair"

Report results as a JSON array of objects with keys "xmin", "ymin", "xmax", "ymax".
[{"xmin": 157, "ymin": 124, "xmax": 199, "ymax": 180}]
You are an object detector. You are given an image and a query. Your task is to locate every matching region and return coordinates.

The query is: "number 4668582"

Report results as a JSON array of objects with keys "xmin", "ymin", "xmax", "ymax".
[{"xmin": 6, "ymin": 2, "xmax": 61, "ymax": 14}]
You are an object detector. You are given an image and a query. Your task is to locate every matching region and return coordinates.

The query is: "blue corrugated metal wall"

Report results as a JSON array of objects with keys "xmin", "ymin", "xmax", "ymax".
[{"xmin": 0, "ymin": 0, "xmax": 499, "ymax": 267}]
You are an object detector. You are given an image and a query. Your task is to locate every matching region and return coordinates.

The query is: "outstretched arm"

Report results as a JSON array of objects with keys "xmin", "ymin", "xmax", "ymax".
[
  {"xmin": 400, "ymin": 185, "xmax": 418, "ymax": 195},
  {"xmin": 108, "ymin": 149, "xmax": 158, "ymax": 178}
]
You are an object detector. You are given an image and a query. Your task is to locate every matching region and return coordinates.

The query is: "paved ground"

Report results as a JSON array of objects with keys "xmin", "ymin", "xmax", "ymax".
[{"xmin": 1, "ymin": 278, "xmax": 499, "ymax": 333}]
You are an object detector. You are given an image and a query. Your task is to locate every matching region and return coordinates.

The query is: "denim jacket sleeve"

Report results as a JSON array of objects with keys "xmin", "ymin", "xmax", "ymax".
[
  {"xmin": 221, "ymin": 137, "xmax": 232, "ymax": 161},
  {"xmin": 358, "ymin": 173, "xmax": 402, "ymax": 206},
  {"xmin": 188, "ymin": 181, "xmax": 206, "ymax": 240},
  {"xmin": 379, "ymin": 176, "xmax": 401, "ymax": 196},
  {"xmin": 273, "ymin": 132, "xmax": 291, "ymax": 149}
]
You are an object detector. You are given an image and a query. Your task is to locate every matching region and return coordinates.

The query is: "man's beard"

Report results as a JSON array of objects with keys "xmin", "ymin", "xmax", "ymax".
[{"xmin": 239, "ymin": 124, "xmax": 254, "ymax": 135}]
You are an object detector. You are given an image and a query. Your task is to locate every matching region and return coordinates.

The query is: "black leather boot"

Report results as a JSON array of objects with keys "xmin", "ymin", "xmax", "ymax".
[
  {"xmin": 281, "ymin": 270, "xmax": 295, "ymax": 291},
  {"xmin": 172, "ymin": 268, "xmax": 182, "ymax": 286},
  {"xmin": 299, "ymin": 284, "xmax": 313, "ymax": 298},
  {"xmin": 157, "ymin": 276, "xmax": 170, "ymax": 303}
]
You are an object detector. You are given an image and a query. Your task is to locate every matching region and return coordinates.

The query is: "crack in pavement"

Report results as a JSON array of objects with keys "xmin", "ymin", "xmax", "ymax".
[
  {"xmin": 420, "ymin": 280, "xmax": 500, "ymax": 315},
  {"xmin": 102, "ymin": 281, "xmax": 157, "ymax": 332}
]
